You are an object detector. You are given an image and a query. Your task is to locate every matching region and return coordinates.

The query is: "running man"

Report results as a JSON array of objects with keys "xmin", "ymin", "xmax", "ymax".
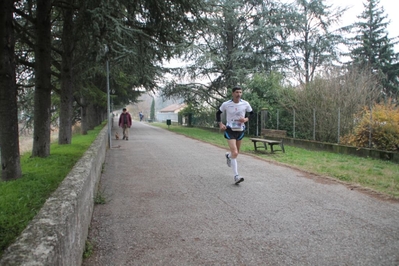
[{"xmin": 216, "ymin": 86, "xmax": 254, "ymax": 184}]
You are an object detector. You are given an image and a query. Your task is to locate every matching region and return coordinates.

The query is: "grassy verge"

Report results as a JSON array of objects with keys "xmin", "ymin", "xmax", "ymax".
[
  {"xmin": 154, "ymin": 123, "xmax": 399, "ymax": 199},
  {"xmin": 0, "ymin": 124, "xmax": 104, "ymax": 257}
]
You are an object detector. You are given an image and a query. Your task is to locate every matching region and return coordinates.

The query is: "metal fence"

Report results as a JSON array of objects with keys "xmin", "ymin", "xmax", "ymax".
[{"xmin": 184, "ymin": 107, "xmax": 383, "ymax": 149}]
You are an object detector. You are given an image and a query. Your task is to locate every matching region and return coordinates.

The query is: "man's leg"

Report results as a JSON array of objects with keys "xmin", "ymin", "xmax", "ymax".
[
  {"xmin": 227, "ymin": 139, "xmax": 239, "ymax": 159},
  {"xmin": 227, "ymin": 139, "xmax": 239, "ymax": 175},
  {"xmin": 228, "ymin": 139, "xmax": 244, "ymax": 184},
  {"xmin": 236, "ymin": 139, "xmax": 242, "ymax": 154},
  {"xmin": 123, "ymin": 125, "xmax": 127, "ymax": 139},
  {"xmin": 125, "ymin": 125, "xmax": 129, "ymax": 140}
]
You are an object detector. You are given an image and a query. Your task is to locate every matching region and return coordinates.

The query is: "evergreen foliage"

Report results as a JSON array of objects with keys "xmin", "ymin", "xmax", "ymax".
[
  {"xmin": 348, "ymin": 0, "xmax": 399, "ymax": 99},
  {"xmin": 161, "ymin": 0, "xmax": 292, "ymax": 108},
  {"xmin": 244, "ymin": 73, "xmax": 285, "ymax": 134}
]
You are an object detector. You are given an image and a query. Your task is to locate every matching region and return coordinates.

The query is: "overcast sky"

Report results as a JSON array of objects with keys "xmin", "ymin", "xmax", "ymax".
[{"xmin": 326, "ymin": 0, "xmax": 399, "ymax": 52}]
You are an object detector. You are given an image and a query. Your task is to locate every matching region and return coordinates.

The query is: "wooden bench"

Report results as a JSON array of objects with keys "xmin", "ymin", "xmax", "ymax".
[
  {"xmin": 249, "ymin": 138, "xmax": 285, "ymax": 153},
  {"xmin": 249, "ymin": 129, "xmax": 287, "ymax": 153}
]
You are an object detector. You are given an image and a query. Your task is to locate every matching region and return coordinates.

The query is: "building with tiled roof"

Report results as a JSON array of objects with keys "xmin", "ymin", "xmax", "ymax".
[{"xmin": 157, "ymin": 103, "xmax": 187, "ymax": 122}]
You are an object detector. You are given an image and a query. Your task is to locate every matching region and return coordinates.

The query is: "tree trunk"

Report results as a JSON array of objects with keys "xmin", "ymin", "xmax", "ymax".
[
  {"xmin": 0, "ymin": 0, "xmax": 22, "ymax": 180},
  {"xmin": 32, "ymin": 0, "xmax": 52, "ymax": 157},
  {"xmin": 58, "ymin": 4, "xmax": 74, "ymax": 144},
  {"xmin": 80, "ymin": 104, "xmax": 88, "ymax": 135},
  {"xmin": 87, "ymin": 103, "xmax": 98, "ymax": 130}
]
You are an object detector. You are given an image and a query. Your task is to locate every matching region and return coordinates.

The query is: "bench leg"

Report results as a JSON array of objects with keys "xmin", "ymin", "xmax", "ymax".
[
  {"xmin": 280, "ymin": 142, "xmax": 285, "ymax": 153},
  {"xmin": 270, "ymin": 143, "xmax": 274, "ymax": 153},
  {"xmin": 252, "ymin": 141, "xmax": 270, "ymax": 152},
  {"xmin": 253, "ymin": 141, "xmax": 257, "ymax": 151}
]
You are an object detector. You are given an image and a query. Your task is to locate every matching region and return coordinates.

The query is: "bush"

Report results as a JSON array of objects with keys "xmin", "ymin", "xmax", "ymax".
[{"xmin": 340, "ymin": 100, "xmax": 399, "ymax": 151}]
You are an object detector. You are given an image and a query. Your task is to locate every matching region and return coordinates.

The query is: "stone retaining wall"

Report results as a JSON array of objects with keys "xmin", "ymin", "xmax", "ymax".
[{"xmin": 0, "ymin": 126, "xmax": 108, "ymax": 266}]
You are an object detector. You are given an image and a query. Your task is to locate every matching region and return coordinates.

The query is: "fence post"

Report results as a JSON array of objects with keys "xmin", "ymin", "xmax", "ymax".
[
  {"xmin": 313, "ymin": 108, "xmax": 316, "ymax": 141},
  {"xmin": 277, "ymin": 109, "xmax": 279, "ymax": 130},
  {"xmin": 260, "ymin": 108, "xmax": 267, "ymax": 135},
  {"xmin": 293, "ymin": 108, "xmax": 296, "ymax": 139},
  {"xmin": 337, "ymin": 107, "xmax": 341, "ymax": 144},
  {"xmin": 256, "ymin": 111, "xmax": 259, "ymax": 136},
  {"xmin": 369, "ymin": 106, "xmax": 372, "ymax": 148}
]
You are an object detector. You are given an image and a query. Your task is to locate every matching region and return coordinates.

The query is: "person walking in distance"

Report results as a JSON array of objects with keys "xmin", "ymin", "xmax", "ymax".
[
  {"xmin": 216, "ymin": 86, "xmax": 254, "ymax": 184},
  {"xmin": 119, "ymin": 108, "xmax": 132, "ymax": 140}
]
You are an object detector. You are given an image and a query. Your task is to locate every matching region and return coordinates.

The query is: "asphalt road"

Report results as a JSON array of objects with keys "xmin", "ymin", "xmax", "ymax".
[{"xmin": 83, "ymin": 121, "xmax": 399, "ymax": 266}]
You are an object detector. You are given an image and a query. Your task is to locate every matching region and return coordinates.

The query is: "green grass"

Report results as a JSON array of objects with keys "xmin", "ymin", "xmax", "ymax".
[
  {"xmin": 155, "ymin": 123, "xmax": 399, "ymax": 199},
  {"xmin": 0, "ymin": 124, "xmax": 104, "ymax": 257},
  {"xmin": 83, "ymin": 240, "xmax": 94, "ymax": 259},
  {"xmin": 94, "ymin": 185, "xmax": 107, "ymax": 205}
]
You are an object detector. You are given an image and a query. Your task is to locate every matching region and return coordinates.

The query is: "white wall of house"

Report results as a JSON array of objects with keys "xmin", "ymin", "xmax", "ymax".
[{"xmin": 156, "ymin": 112, "xmax": 179, "ymax": 122}]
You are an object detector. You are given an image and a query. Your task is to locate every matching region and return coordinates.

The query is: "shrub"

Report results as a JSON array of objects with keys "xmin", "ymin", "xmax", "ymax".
[{"xmin": 340, "ymin": 100, "xmax": 399, "ymax": 151}]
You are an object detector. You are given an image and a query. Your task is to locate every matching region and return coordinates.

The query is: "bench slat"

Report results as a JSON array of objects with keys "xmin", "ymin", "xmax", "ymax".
[
  {"xmin": 250, "ymin": 138, "xmax": 281, "ymax": 144},
  {"xmin": 261, "ymin": 129, "xmax": 287, "ymax": 138}
]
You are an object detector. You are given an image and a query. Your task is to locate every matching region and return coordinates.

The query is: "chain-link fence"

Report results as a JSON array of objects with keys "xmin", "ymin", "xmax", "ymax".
[{"xmin": 183, "ymin": 106, "xmax": 395, "ymax": 150}]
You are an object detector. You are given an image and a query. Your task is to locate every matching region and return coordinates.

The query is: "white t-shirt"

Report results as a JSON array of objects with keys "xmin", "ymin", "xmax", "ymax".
[{"xmin": 219, "ymin": 99, "xmax": 253, "ymax": 131}]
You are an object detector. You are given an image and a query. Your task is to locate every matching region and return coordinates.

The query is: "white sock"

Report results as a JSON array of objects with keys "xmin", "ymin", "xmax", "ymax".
[{"xmin": 231, "ymin": 158, "xmax": 238, "ymax": 176}]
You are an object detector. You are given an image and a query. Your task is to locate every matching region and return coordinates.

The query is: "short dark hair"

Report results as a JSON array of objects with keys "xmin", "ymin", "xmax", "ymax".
[
  {"xmin": 232, "ymin": 86, "xmax": 242, "ymax": 92},
  {"xmin": 123, "ymin": 108, "xmax": 127, "ymax": 111}
]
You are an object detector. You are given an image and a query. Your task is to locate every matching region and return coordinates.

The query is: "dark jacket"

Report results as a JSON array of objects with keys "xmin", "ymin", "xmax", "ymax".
[{"xmin": 119, "ymin": 112, "xmax": 132, "ymax": 127}]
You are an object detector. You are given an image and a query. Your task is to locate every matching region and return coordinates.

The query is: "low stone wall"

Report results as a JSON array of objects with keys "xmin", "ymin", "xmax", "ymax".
[{"xmin": 0, "ymin": 126, "xmax": 108, "ymax": 266}]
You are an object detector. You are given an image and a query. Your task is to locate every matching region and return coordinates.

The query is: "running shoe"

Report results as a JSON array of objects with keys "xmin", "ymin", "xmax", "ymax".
[
  {"xmin": 234, "ymin": 175, "xmax": 244, "ymax": 185},
  {"xmin": 225, "ymin": 152, "xmax": 231, "ymax": 167}
]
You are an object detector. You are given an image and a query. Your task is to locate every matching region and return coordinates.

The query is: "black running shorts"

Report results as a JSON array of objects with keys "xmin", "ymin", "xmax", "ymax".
[{"xmin": 224, "ymin": 127, "xmax": 245, "ymax": 140}]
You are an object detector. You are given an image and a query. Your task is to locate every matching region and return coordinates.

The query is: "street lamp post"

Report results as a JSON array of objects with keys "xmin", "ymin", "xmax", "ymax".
[{"xmin": 105, "ymin": 46, "xmax": 111, "ymax": 149}]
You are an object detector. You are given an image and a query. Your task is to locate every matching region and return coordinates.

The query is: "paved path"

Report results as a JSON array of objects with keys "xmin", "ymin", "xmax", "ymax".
[{"xmin": 83, "ymin": 121, "xmax": 399, "ymax": 266}]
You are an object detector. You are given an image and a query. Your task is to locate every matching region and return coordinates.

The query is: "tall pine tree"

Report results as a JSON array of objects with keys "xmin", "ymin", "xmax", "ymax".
[{"xmin": 349, "ymin": 0, "xmax": 399, "ymax": 99}]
